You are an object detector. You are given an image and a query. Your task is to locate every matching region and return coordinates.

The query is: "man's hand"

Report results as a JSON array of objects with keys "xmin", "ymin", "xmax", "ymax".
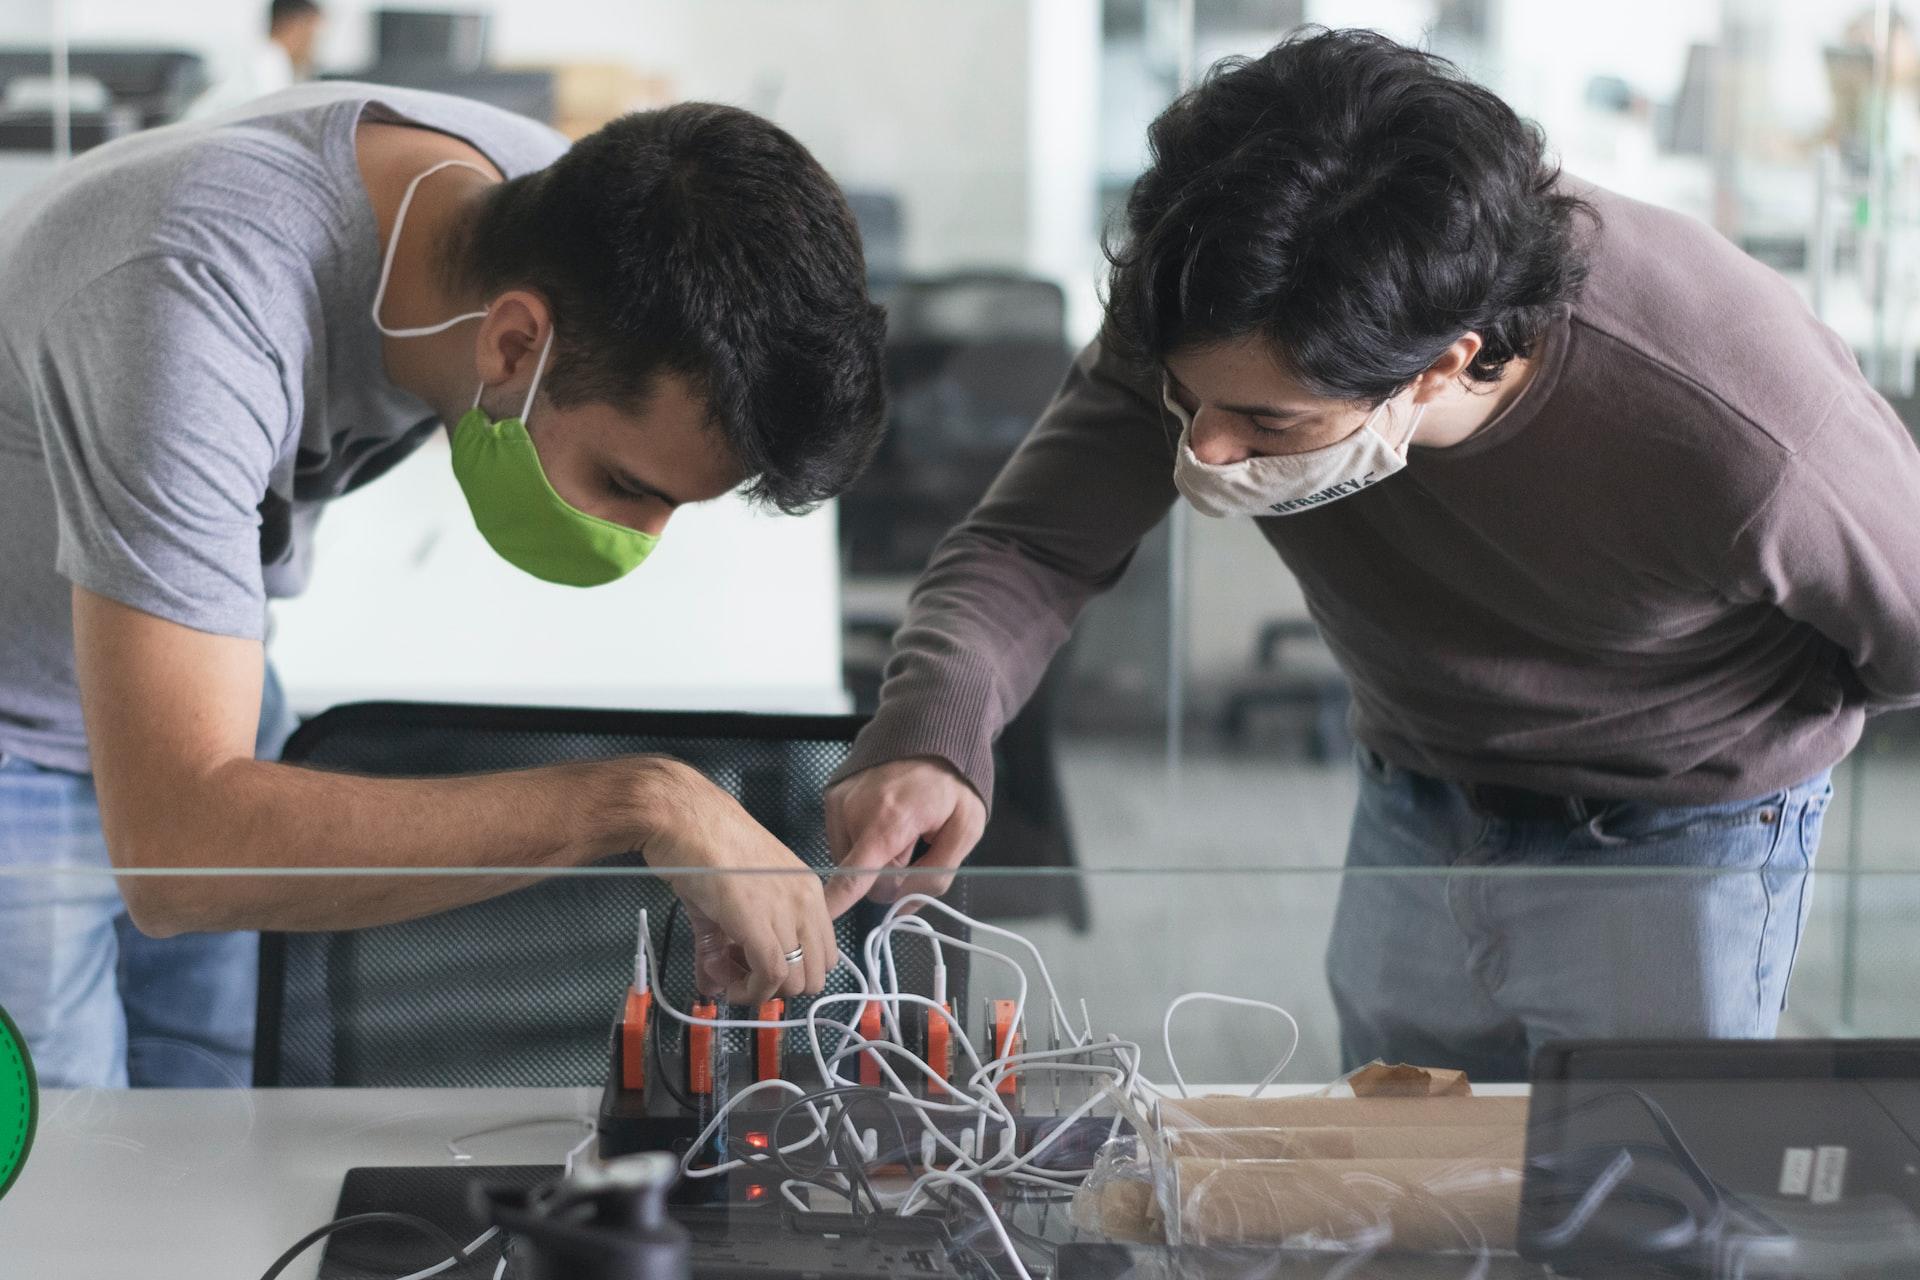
[
  {"xmin": 72, "ymin": 586, "xmax": 837, "ymax": 1010},
  {"xmin": 823, "ymin": 758, "xmax": 986, "ymax": 917},
  {"xmin": 641, "ymin": 767, "xmax": 838, "ymax": 1005}
]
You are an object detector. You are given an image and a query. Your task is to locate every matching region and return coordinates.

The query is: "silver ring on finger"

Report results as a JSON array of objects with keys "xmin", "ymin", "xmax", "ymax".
[{"xmin": 782, "ymin": 946, "xmax": 806, "ymax": 966}]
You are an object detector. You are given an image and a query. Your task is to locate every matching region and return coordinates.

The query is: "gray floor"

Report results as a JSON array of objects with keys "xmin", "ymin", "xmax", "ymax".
[{"xmin": 961, "ymin": 739, "xmax": 1920, "ymax": 1090}]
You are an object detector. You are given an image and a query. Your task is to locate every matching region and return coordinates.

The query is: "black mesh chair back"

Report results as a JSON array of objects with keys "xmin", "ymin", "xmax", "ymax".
[
  {"xmin": 257, "ymin": 703, "xmax": 964, "ymax": 1087},
  {"xmin": 841, "ymin": 273, "xmax": 1075, "ymax": 576}
]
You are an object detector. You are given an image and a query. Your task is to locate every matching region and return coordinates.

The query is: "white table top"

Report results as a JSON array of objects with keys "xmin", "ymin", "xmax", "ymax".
[
  {"xmin": 0, "ymin": 1083, "xmax": 1531, "ymax": 1278},
  {"xmin": 1, "ymin": 1086, "xmax": 598, "ymax": 1280}
]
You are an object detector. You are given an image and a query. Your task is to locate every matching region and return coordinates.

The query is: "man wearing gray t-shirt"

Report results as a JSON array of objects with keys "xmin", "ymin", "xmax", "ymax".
[
  {"xmin": 0, "ymin": 84, "xmax": 885, "ymax": 1086},
  {"xmin": 825, "ymin": 32, "xmax": 1920, "ymax": 1078}
]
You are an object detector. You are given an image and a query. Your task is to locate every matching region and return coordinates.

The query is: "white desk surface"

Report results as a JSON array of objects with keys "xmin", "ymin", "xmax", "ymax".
[
  {"xmin": 0, "ymin": 1083, "xmax": 1531, "ymax": 1279},
  {"xmin": 269, "ymin": 437, "xmax": 848, "ymax": 718}
]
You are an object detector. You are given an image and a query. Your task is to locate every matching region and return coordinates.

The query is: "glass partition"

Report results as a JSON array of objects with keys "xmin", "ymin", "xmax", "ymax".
[{"xmin": 0, "ymin": 862, "xmax": 1914, "ymax": 1277}]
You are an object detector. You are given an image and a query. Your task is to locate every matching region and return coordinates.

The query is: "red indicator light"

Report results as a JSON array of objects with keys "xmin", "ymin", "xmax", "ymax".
[
  {"xmin": 745, "ymin": 1183, "xmax": 766, "ymax": 1202},
  {"xmin": 744, "ymin": 1131, "xmax": 770, "ymax": 1150}
]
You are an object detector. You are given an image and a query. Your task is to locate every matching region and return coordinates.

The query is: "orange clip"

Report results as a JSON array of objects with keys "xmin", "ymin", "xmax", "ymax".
[
  {"xmin": 620, "ymin": 988, "xmax": 652, "ymax": 1091},
  {"xmin": 689, "ymin": 1000, "xmax": 718, "ymax": 1096},
  {"xmin": 756, "ymin": 999, "xmax": 785, "ymax": 1082},
  {"xmin": 991, "ymin": 999, "xmax": 1020, "ymax": 1097},
  {"xmin": 858, "ymin": 1000, "xmax": 884, "ymax": 1088},
  {"xmin": 925, "ymin": 1003, "xmax": 954, "ymax": 1096}
]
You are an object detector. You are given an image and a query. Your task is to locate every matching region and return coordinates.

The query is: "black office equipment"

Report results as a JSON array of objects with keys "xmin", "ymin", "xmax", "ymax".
[
  {"xmin": 0, "ymin": 46, "xmax": 206, "ymax": 155},
  {"xmin": 375, "ymin": 9, "xmax": 491, "ymax": 70},
  {"xmin": 333, "ymin": 65, "xmax": 556, "ymax": 124},
  {"xmin": 0, "ymin": 47, "xmax": 209, "ymax": 127},
  {"xmin": 321, "ymin": 1164, "xmax": 983, "ymax": 1279},
  {"xmin": 1521, "ymin": 1038, "xmax": 1920, "ymax": 1277},
  {"xmin": 257, "ymin": 702, "xmax": 960, "ymax": 1088}
]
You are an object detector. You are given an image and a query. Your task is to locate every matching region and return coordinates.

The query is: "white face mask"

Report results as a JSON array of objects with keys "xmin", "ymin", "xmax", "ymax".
[{"xmin": 1166, "ymin": 384, "xmax": 1425, "ymax": 518}]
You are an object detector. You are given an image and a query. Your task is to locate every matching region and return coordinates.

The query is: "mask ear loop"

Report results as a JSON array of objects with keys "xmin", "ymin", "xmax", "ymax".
[
  {"xmin": 468, "ymin": 329, "xmax": 556, "ymax": 422},
  {"xmin": 519, "ymin": 330, "xmax": 555, "ymax": 424},
  {"xmin": 370, "ymin": 157, "xmax": 494, "ymax": 339},
  {"xmin": 1395, "ymin": 402, "xmax": 1428, "ymax": 456},
  {"xmin": 1368, "ymin": 397, "xmax": 1427, "ymax": 458}
]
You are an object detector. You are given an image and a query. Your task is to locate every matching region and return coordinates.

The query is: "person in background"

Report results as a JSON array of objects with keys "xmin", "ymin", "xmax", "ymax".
[
  {"xmin": 824, "ymin": 28, "xmax": 1920, "ymax": 1080},
  {"xmin": 0, "ymin": 83, "xmax": 885, "ymax": 1089},
  {"xmin": 187, "ymin": 0, "xmax": 325, "ymax": 119}
]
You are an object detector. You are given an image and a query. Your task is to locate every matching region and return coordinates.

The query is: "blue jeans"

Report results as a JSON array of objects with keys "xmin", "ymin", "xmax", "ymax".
[
  {"xmin": 0, "ymin": 668, "xmax": 296, "ymax": 1088},
  {"xmin": 1326, "ymin": 747, "xmax": 1832, "ymax": 1082}
]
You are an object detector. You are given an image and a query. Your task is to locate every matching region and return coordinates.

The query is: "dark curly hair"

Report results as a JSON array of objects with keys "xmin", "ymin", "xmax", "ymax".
[
  {"xmin": 454, "ymin": 103, "xmax": 889, "ymax": 514},
  {"xmin": 1106, "ymin": 27, "xmax": 1594, "ymax": 404}
]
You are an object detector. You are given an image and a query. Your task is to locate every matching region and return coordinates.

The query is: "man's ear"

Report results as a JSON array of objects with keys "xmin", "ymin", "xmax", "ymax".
[
  {"xmin": 1416, "ymin": 332, "xmax": 1483, "ymax": 398},
  {"xmin": 472, "ymin": 290, "xmax": 553, "ymax": 390}
]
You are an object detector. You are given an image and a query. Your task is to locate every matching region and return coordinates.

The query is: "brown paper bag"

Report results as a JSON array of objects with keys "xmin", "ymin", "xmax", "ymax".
[{"xmin": 1348, "ymin": 1062, "xmax": 1473, "ymax": 1097}]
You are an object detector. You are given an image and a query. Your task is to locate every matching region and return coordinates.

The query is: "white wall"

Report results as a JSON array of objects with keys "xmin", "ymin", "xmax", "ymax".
[{"xmin": 42, "ymin": 0, "xmax": 1087, "ymax": 281}]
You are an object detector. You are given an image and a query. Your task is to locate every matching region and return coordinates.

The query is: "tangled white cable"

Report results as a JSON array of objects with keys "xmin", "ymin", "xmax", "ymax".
[{"xmin": 623, "ymin": 896, "xmax": 1303, "ymax": 1274}]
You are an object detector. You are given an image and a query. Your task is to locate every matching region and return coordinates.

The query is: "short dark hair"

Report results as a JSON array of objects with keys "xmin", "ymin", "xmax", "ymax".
[
  {"xmin": 268, "ymin": 0, "xmax": 319, "ymax": 30},
  {"xmin": 1106, "ymin": 27, "xmax": 1593, "ymax": 404},
  {"xmin": 455, "ymin": 103, "xmax": 888, "ymax": 513}
]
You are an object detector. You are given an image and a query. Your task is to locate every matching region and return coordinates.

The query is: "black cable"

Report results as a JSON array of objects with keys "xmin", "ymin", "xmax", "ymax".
[
  {"xmin": 649, "ymin": 898, "xmax": 697, "ymax": 1112},
  {"xmin": 255, "ymin": 1211, "xmax": 480, "ymax": 1280}
]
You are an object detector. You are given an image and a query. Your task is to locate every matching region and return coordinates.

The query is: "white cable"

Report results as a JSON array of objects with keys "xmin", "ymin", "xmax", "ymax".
[
  {"xmin": 617, "ymin": 892, "xmax": 1314, "ymax": 1258},
  {"xmin": 561, "ymin": 1125, "xmax": 597, "ymax": 1177},
  {"xmin": 1158, "ymin": 992, "xmax": 1301, "ymax": 1100},
  {"xmin": 445, "ymin": 1118, "xmax": 593, "ymax": 1164},
  {"xmin": 633, "ymin": 905, "xmax": 649, "ymax": 992},
  {"xmin": 390, "ymin": 1226, "xmax": 497, "ymax": 1280},
  {"xmin": 861, "ymin": 912, "xmax": 1053, "ymax": 1098},
  {"xmin": 676, "ymin": 1079, "xmax": 830, "ymax": 1178},
  {"xmin": 873, "ymin": 894, "xmax": 1095, "ymax": 1046}
]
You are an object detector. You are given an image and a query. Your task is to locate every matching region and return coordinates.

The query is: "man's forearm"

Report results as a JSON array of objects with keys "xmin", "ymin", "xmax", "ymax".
[{"xmin": 110, "ymin": 753, "xmax": 690, "ymax": 935}]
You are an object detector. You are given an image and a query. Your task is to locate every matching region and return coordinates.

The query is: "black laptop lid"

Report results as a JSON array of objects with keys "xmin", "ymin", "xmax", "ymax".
[{"xmin": 1521, "ymin": 1039, "xmax": 1920, "ymax": 1277}]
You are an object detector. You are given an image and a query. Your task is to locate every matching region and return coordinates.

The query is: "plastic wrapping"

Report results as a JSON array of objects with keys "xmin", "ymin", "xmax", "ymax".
[
  {"xmin": 1168, "ymin": 1156, "xmax": 1523, "ymax": 1251},
  {"xmin": 1069, "ymin": 1134, "xmax": 1163, "ymax": 1243}
]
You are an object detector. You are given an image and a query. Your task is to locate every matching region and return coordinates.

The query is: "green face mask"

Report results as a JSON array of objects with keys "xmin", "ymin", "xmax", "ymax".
[
  {"xmin": 372, "ymin": 158, "xmax": 659, "ymax": 588},
  {"xmin": 449, "ymin": 381, "xmax": 660, "ymax": 588}
]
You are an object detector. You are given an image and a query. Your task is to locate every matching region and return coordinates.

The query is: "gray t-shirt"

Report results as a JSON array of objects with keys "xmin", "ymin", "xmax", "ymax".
[{"xmin": 0, "ymin": 84, "xmax": 565, "ymax": 772}]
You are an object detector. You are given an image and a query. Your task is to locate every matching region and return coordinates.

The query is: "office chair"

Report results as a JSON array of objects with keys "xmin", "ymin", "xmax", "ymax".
[
  {"xmin": 255, "ymin": 702, "xmax": 966, "ymax": 1087},
  {"xmin": 839, "ymin": 272, "xmax": 1088, "ymax": 929},
  {"xmin": 1218, "ymin": 618, "xmax": 1353, "ymax": 761},
  {"xmin": 845, "ymin": 190, "xmax": 905, "ymax": 289}
]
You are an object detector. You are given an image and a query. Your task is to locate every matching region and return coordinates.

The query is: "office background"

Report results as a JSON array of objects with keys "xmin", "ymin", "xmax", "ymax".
[{"xmin": 1, "ymin": 0, "xmax": 1914, "ymax": 1076}]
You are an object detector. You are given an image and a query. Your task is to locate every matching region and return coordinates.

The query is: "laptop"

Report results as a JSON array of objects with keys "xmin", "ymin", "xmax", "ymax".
[{"xmin": 1521, "ymin": 1039, "xmax": 1920, "ymax": 1278}]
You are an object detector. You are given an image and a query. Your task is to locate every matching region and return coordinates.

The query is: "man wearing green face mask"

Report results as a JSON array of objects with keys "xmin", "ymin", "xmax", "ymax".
[{"xmin": 0, "ymin": 84, "xmax": 888, "ymax": 1089}]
